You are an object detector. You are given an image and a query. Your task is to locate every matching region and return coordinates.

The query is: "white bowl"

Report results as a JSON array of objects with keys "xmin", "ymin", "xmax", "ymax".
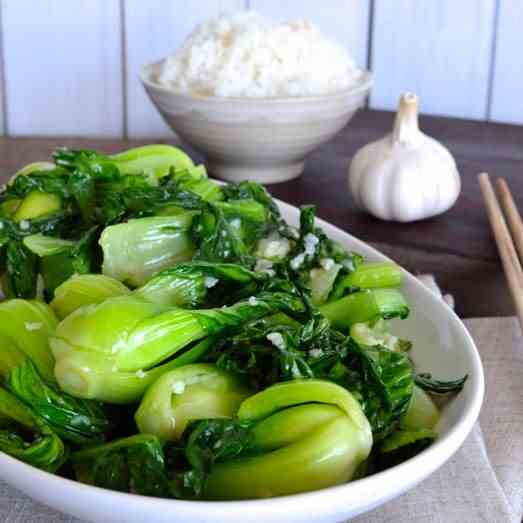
[
  {"xmin": 141, "ymin": 61, "xmax": 371, "ymax": 184},
  {"xmin": 0, "ymin": 198, "xmax": 484, "ymax": 523}
]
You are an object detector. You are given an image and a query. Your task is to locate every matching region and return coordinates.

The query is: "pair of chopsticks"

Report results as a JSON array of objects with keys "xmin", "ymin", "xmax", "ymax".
[{"xmin": 479, "ymin": 173, "xmax": 523, "ymax": 329}]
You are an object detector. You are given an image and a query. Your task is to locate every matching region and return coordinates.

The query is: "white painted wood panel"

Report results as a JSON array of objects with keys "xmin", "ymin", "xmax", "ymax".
[
  {"xmin": 370, "ymin": 0, "xmax": 496, "ymax": 120},
  {"xmin": 249, "ymin": 0, "xmax": 370, "ymax": 69},
  {"xmin": 124, "ymin": 0, "xmax": 245, "ymax": 139},
  {"xmin": 0, "ymin": 18, "xmax": 5, "ymax": 136},
  {"xmin": 489, "ymin": 1, "xmax": 523, "ymax": 124},
  {"xmin": 2, "ymin": 0, "xmax": 123, "ymax": 137}
]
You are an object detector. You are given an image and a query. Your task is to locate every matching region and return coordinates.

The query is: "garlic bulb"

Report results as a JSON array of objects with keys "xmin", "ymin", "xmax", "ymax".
[{"xmin": 348, "ymin": 93, "xmax": 461, "ymax": 222}]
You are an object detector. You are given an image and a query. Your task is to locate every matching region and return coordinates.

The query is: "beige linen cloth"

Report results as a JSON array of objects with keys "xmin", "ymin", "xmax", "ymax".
[{"xmin": 1, "ymin": 317, "xmax": 522, "ymax": 523}]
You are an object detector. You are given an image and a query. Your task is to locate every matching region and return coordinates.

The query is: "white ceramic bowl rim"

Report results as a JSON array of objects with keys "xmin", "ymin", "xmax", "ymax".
[
  {"xmin": 140, "ymin": 60, "xmax": 373, "ymax": 104},
  {"xmin": 0, "ymin": 199, "xmax": 484, "ymax": 520}
]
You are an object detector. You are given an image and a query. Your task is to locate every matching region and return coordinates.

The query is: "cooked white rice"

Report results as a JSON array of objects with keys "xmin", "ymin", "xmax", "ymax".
[{"xmin": 156, "ymin": 11, "xmax": 363, "ymax": 98}]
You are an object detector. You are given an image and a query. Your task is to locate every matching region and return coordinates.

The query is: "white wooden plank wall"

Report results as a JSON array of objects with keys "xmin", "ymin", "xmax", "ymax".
[
  {"xmin": 1, "ymin": 0, "xmax": 123, "ymax": 137},
  {"xmin": 0, "ymin": 0, "xmax": 520, "ymax": 138},
  {"xmin": 489, "ymin": 1, "xmax": 523, "ymax": 124},
  {"xmin": 370, "ymin": 0, "xmax": 496, "ymax": 120}
]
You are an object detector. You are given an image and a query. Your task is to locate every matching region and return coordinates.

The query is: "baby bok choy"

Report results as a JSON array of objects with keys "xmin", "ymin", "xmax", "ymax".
[
  {"xmin": 53, "ymin": 144, "xmax": 195, "ymax": 182},
  {"xmin": 180, "ymin": 379, "xmax": 372, "ymax": 499},
  {"xmin": 50, "ymin": 261, "xmax": 267, "ymax": 319},
  {"xmin": 135, "ymin": 364, "xmax": 251, "ymax": 441},
  {"xmin": 0, "ymin": 300, "xmax": 111, "ymax": 444},
  {"xmin": 134, "ymin": 261, "xmax": 268, "ymax": 308},
  {"xmin": 51, "ymin": 292, "xmax": 305, "ymax": 403},
  {"xmin": 0, "ymin": 299, "xmax": 57, "ymax": 382},
  {"xmin": 99, "ymin": 214, "xmax": 197, "ymax": 287},
  {"xmin": 50, "ymin": 273, "xmax": 131, "ymax": 319}
]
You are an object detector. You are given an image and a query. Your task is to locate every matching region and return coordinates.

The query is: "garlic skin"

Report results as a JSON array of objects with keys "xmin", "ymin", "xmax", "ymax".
[{"xmin": 348, "ymin": 93, "xmax": 461, "ymax": 222}]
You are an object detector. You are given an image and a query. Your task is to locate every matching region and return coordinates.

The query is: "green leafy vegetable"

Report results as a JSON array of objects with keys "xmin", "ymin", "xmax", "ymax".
[
  {"xmin": 135, "ymin": 364, "xmax": 251, "ymax": 441},
  {"xmin": 100, "ymin": 214, "xmax": 197, "ymax": 286},
  {"xmin": 72, "ymin": 434, "xmax": 172, "ymax": 497},
  {"xmin": 37, "ymin": 226, "xmax": 101, "ymax": 296},
  {"xmin": 0, "ymin": 387, "xmax": 66, "ymax": 472},
  {"xmin": 134, "ymin": 261, "xmax": 268, "ymax": 309},
  {"xmin": 209, "ymin": 313, "xmax": 339, "ymax": 389},
  {"xmin": 350, "ymin": 319, "xmax": 412, "ymax": 352},
  {"xmin": 374, "ymin": 428, "xmax": 437, "ymax": 471},
  {"xmin": 341, "ymin": 339, "xmax": 414, "ymax": 438},
  {"xmin": 0, "ymin": 300, "xmax": 111, "ymax": 444},
  {"xmin": 23, "ymin": 234, "xmax": 75, "ymax": 256},
  {"xmin": 181, "ymin": 380, "xmax": 372, "ymax": 500},
  {"xmin": 0, "ymin": 144, "xmax": 467, "ymax": 500},
  {"xmin": 320, "ymin": 289, "xmax": 409, "ymax": 330},
  {"xmin": 330, "ymin": 262, "xmax": 402, "ymax": 300},
  {"xmin": 54, "ymin": 145, "xmax": 194, "ymax": 180},
  {"xmin": 0, "ymin": 299, "xmax": 57, "ymax": 382},
  {"xmin": 52, "ymin": 292, "xmax": 305, "ymax": 403},
  {"xmin": 402, "ymin": 386, "xmax": 440, "ymax": 431},
  {"xmin": 2, "ymin": 345, "xmax": 110, "ymax": 444},
  {"xmin": 13, "ymin": 191, "xmax": 62, "ymax": 222},
  {"xmin": 4, "ymin": 241, "xmax": 38, "ymax": 299},
  {"xmin": 51, "ymin": 273, "xmax": 131, "ymax": 319}
]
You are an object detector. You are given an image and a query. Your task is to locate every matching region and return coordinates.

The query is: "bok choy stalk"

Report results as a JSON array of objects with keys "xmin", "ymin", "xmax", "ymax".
[
  {"xmin": 72, "ymin": 434, "xmax": 172, "ymax": 497},
  {"xmin": 0, "ymin": 387, "xmax": 66, "ymax": 472},
  {"xmin": 23, "ymin": 226, "xmax": 101, "ymax": 296},
  {"xmin": 50, "ymin": 261, "xmax": 268, "ymax": 319},
  {"xmin": 13, "ymin": 191, "xmax": 62, "ymax": 223},
  {"xmin": 53, "ymin": 145, "xmax": 195, "ymax": 181},
  {"xmin": 1, "ymin": 160, "xmax": 67, "ymax": 222},
  {"xmin": 375, "ymin": 370, "xmax": 467, "ymax": 467},
  {"xmin": 401, "ymin": 386, "xmax": 440, "ymax": 431},
  {"xmin": 135, "ymin": 364, "xmax": 251, "ymax": 441},
  {"xmin": 0, "ymin": 300, "xmax": 111, "ymax": 444},
  {"xmin": 51, "ymin": 292, "xmax": 305, "ymax": 403},
  {"xmin": 51, "ymin": 145, "xmax": 213, "ymax": 224},
  {"xmin": 0, "ymin": 299, "xmax": 58, "ymax": 383},
  {"xmin": 182, "ymin": 380, "xmax": 372, "ymax": 499},
  {"xmin": 0, "ymin": 159, "xmax": 98, "ymax": 298},
  {"xmin": 373, "ymin": 386, "xmax": 440, "ymax": 470},
  {"xmin": 51, "ymin": 274, "xmax": 131, "ymax": 319},
  {"xmin": 329, "ymin": 262, "xmax": 402, "ymax": 300},
  {"xmin": 134, "ymin": 261, "xmax": 268, "ymax": 308},
  {"xmin": 374, "ymin": 370, "xmax": 467, "ymax": 470},
  {"xmin": 0, "ymin": 341, "xmax": 110, "ymax": 444},
  {"xmin": 350, "ymin": 319, "xmax": 412, "ymax": 352},
  {"xmin": 100, "ymin": 214, "xmax": 197, "ymax": 286},
  {"xmin": 320, "ymin": 288, "xmax": 409, "ymax": 330}
]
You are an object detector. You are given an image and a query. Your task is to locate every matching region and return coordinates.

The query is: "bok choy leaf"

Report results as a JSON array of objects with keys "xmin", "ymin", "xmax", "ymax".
[
  {"xmin": 0, "ymin": 387, "xmax": 66, "ymax": 472},
  {"xmin": 72, "ymin": 434, "xmax": 172, "ymax": 497}
]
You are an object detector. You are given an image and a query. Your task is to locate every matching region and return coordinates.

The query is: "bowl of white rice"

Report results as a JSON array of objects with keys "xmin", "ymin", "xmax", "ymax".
[{"xmin": 141, "ymin": 11, "xmax": 371, "ymax": 184}]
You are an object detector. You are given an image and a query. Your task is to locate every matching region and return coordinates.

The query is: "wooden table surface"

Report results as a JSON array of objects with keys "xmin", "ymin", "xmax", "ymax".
[{"xmin": 1, "ymin": 108, "xmax": 521, "ymax": 318}]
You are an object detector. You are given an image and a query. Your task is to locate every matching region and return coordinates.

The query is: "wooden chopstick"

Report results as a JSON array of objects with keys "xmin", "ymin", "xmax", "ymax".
[
  {"xmin": 496, "ymin": 178, "xmax": 523, "ymax": 263},
  {"xmin": 478, "ymin": 172, "xmax": 523, "ymax": 330}
]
